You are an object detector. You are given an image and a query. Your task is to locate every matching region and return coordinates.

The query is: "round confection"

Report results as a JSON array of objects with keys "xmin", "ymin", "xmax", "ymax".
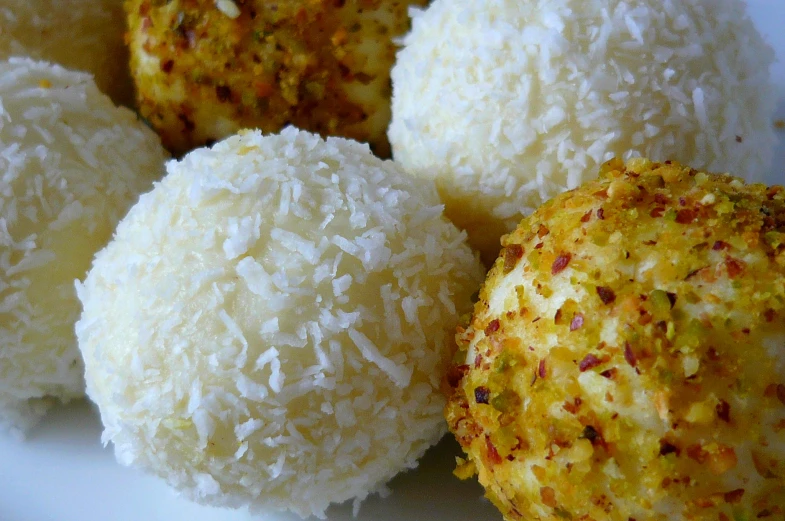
[
  {"xmin": 389, "ymin": 0, "xmax": 778, "ymax": 262},
  {"xmin": 445, "ymin": 158, "xmax": 785, "ymax": 521},
  {"xmin": 0, "ymin": 58, "xmax": 168, "ymax": 436},
  {"xmin": 0, "ymin": 0, "xmax": 133, "ymax": 106},
  {"xmin": 126, "ymin": 0, "xmax": 428, "ymax": 156},
  {"xmin": 76, "ymin": 128, "xmax": 484, "ymax": 518}
]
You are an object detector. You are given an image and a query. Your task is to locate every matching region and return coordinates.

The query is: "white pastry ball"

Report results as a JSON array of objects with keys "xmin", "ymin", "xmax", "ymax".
[
  {"xmin": 0, "ymin": 58, "xmax": 168, "ymax": 435},
  {"xmin": 388, "ymin": 0, "xmax": 778, "ymax": 260},
  {"xmin": 76, "ymin": 128, "xmax": 484, "ymax": 518},
  {"xmin": 0, "ymin": 0, "xmax": 133, "ymax": 105}
]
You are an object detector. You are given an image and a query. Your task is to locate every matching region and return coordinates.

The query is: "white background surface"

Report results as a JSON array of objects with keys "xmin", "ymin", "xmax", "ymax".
[{"xmin": 1, "ymin": 2, "xmax": 784, "ymax": 521}]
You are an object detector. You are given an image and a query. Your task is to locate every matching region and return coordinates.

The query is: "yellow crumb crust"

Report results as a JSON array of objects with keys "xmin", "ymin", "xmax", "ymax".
[
  {"xmin": 446, "ymin": 158, "xmax": 785, "ymax": 521},
  {"xmin": 126, "ymin": 0, "xmax": 426, "ymax": 156}
]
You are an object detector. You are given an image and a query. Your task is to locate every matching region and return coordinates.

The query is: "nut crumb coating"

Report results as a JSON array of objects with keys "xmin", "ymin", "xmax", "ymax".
[
  {"xmin": 126, "ymin": 0, "xmax": 427, "ymax": 156},
  {"xmin": 446, "ymin": 158, "xmax": 785, "ymax": 521}
]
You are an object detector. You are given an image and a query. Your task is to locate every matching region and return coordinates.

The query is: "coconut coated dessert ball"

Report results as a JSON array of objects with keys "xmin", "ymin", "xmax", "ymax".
[
  {"xmin": 0, "ymin": 0, "xmax": 133, "ymax": 105},
  {"xmin": 127, "ymin": 0, "xmax": 428, "ymax": 156},
  {"xmin": 76, "ymin": 128, "xmax": 484, "ymax": 518},
  {"xmin": 445, "ymin": 158, "xmax": 785, "ymax": 521},
  {"xmin": 389, "ymin": 0, "xmax": 777, "ymax": 261},
  {"xmin": 0, "ymin": 58, "xmax": 167, "ymax": 435}
]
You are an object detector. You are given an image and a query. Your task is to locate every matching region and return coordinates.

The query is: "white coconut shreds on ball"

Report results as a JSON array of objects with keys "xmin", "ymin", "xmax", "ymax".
[
  {"xmin": 0, "ymin": 58, "xmax": 168, "ymax": 436},
  {"xmin": 0, "ymin": 0, "xmax": 133, "ymax": 105},
  {"xmin": 75, "ymin": 128, "xmax": 485, "ymax": 518},
  {"xmin": 388, "ymin": 0, "xmax": 778, "ymax": 261}
]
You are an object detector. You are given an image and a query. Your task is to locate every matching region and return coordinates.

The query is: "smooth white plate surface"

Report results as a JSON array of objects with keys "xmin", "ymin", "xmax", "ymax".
[{"xmin": 1, "ymin": 3, "xmax": 784, "ymax": 521}]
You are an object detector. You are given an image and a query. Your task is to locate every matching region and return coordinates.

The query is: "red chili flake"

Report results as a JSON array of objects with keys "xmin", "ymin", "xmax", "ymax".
[
  {"xmin": 474, "ymin": 353, "xmax": 482, "ymax": 369},
  {"xmin": 654, "ymin": 194, "xmax": 670, "ymax": 205},
  {"xmin": 540, "ymin": 486, "xmax": 558, "ymax": 508},
  {"xmin": 215, "ymin": 85, "xmax": 232, "ymax": 102},
  {"xmin": 666, "ymin": 292, "xmax": 677, "ymax": 308},
  {"xmin": 777, "ymin": 384, "xmax": 785, "ymax": 406},
  {"xmin": 650, "ymin": 207, "xmax": 665, "ymax": 218},
  {"xmin": 580, "ymin": 210, "xmax": 593, "ymax": 222},
  {"xmin": 570, "ymin": 313, "xmax": 584, "ymax": 331},
  {"xmin": 178, "ymin": 113, "xmax": 195, "ymax": 132},
  {"xmin": 713, "ymin": 241, "xmax": 730, "ymax": 251},
  {"xmin": 716, "ymin": 400, "xmax": 731, "ymax": 422},
  {"xmin": 596, "ymin": 286, "xmax": 616, "ymax": 305},
  {"xmin": 765, "ymin": 309, "xmax": 776, "ymax": 322},
  {"xmin": 161, "ymin": 59, "xmax": 174, "ymax": 73},
  {"xmin": 768, "ymin": 186, "xmax": 784, "ymax": 199},
  {"xmin": 687, "ymin": 444, "xmax": 707, "ymax": 463},
  {"xmin": 446, "ymin": 364, "xmax": 469, "ymax": 388},
  {"xmin": 707, "ymin": 347, "xmax": 720, "ymax": 361},
  {"xmin": 503, "ymin": 244, "xmax": 524, "ymax": 273},
  {"xmin": 534, "ymin": 242, "xmax": 544, "ymax": 250},
  {"xmin": 679, "ymin": 197, "xmax": 687, "ymax": 207},
  {"xmin": 538, "ymin": 359, "xmax": 547, "ymax": 379},
  {"xmin": 484, "ymin": 319, "xmax": 500, "ymax": 336},
  {"xmin": 563, "ymin": 397, "xmax": 582, "ymax": 414},
  {"xmin": 579, "ymin": 354, "xmax": 602, "ymax": 372},
  {"xmin": 551, "ymin": 253, "xmax": 572, "ymax": 275},
  {"xmin": 582, "ymin": 425, "xmax": 603, "ymax": 445},
  {"xmin": 600, "ymin": 368, "xmax": 618, "ymax": 379},
  {"xmin": 685, "ymin": 267, "xmax": 707, "ymax": 280},
  {"xmin": 485, "ymin": 436, "xmax": 502, "ymax": 464},
  {"xmin": 675, "ymin": 209, "xmax": 697, "ymax": 224},
  {"xmin": 597, "ymin": 208, "xmax": 605, "ymax": 220},
  {"xmin": 725, "ymin": 257, "xmax": 746, "ymax": 278},
  {"xmin": 724, "ymin": 489, "xmax": 745, "ymax": 504},
  {"xmin": 643, "ymin": 240, "xmax": 658, "ymax": 246},
  {"xmin": 735, "ymin": 135, "xmax": 743, "ymax": 143},
  {"xmin": 537, "ymin": 224, "xmax": 550, "ymax": 238},
  {"xmin": 474, "ymin": 386, "xmax": 491, "ymax": 404},
  {"xmin": 183, "ymin": 29, "xmax": 197, "ymax": 48},
  {"xmin": 624, "ymin": 343, "xmax": 638, "ymax": 368},
  {"xmin": 554, "ymin": 308, "xmax": 563, "ymax": 323},
  {"xmin": 659, "ymin": 440, "xmax": 680, "ymax": 456}
]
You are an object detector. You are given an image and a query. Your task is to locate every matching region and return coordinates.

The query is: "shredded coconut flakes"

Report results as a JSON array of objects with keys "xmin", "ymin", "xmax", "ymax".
[{"xmin": 76, "ymin": 128, "xmax": 484, "ymax": 518}]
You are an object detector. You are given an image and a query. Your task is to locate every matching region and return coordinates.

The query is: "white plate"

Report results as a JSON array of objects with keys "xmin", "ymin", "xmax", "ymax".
[{"xmin": 1, "ymin": 3, "xmax": 784, "ymax": 520}]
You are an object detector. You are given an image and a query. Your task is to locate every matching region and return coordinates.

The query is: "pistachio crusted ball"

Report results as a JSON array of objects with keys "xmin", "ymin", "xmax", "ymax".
[
  {"xmin": 446, "ymin": 159, "xmax": 785, "ymax": 521},
  {"xmin": 127, "ymin": 0, "xmax": 428, "ymax": 156}
]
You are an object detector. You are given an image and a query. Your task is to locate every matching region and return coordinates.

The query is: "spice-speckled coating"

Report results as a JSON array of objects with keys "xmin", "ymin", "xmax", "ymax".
[
  {"xmin": 446, "ymin": 158, "xmax": 785, "ymax": 521},
  {"xmin": 126, "ymin": 0, "xmax": 427, "ymax": 156}
]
